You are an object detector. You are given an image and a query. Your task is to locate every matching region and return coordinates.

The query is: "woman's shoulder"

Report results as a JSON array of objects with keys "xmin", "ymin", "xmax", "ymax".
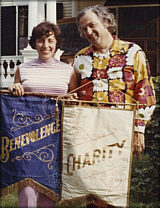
[
  {"xmin": 19, "ymin": 58, "xmax": 39, "ymax": 68},
  {"xmin": 55, "ymin": 59, "xmax": 73, "ymax": 69}
]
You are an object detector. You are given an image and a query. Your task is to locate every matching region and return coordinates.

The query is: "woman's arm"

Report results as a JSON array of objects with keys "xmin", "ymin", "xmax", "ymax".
[{"xmin": 68, "ymin": 69, "xmax": 79, "ymax": 99}]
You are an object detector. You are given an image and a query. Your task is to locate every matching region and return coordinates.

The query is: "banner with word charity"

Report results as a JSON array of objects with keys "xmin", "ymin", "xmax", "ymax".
[
  {"xmin": 61, "ymin": 105, "xmax": 135, "ymax": 207},
  {"xmin": 0, "ymin": 94, "xmax": 61, "ymax": 201}
]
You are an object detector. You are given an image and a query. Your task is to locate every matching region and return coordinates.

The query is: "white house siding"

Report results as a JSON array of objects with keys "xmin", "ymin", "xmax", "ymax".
[
  {"xmin": 57, "ymin": 0, "xmax": 106, "ymax": 19},
  {"xmin": 78, "ymin": 0, "xmax": 106, "ymax": 11},
  {"xmin": 1, "ymin": 0, "xmax": 28, "ymax": 6},
  {"xmin": 57, "ymin": 0, "xmax": 72, "ymax": 18}
]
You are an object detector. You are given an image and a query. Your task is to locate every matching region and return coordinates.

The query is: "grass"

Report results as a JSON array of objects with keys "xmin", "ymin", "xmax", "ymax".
[
  {"xmin": 0, "ymin": 193, "xmax": 86, "ymax": 208},
  {"xmin": 0, "ymin": 192, "xmax": 18, "ymax": 208}
]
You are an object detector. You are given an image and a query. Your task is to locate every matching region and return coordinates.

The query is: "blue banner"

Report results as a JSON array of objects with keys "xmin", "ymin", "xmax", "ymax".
[{"xmin": 0, "ymin": 94, "xmax": 61, "ymax": 200}]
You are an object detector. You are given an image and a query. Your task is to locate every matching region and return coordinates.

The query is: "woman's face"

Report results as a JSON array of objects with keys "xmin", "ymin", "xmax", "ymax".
[{"xmin": 36, "ymin": 33, "xmax": 57, "ymax": 61}]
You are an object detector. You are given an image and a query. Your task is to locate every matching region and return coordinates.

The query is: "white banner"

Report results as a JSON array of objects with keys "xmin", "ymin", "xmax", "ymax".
[{"xmin": 61, "ymin": 105, "xmax": 134, "ymax": 207}]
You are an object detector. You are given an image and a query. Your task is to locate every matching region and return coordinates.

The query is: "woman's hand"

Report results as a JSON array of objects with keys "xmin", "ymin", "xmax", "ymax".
[{"xmin": 8, "ymin": 83, "xmax": 24, "ymax": 96}]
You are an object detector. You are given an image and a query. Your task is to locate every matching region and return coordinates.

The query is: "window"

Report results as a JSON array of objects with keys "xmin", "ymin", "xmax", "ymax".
[
  {"xmin": 105, "ymin": 5, "xmax": 160, "ymax": 76},
  {"xmin": 1, "ymin": 6, "xmax": 28, "ymax": 56},
  {"xmin": 118, "ymin": 6, "xmax": 159, "ymax": 76},
  {"xmin": 1, "ymin": 6, "xmax": 16, "ymax": 56},
  {"xmin": 18, "ymin": 6, "xmax": 28, "ymax": 55}
]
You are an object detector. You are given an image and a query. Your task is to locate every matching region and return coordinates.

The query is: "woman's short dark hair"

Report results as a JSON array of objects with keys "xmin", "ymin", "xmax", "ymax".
[{"xmin": 29, "ymin": 21, "xmax": 62, "ymax": 49}]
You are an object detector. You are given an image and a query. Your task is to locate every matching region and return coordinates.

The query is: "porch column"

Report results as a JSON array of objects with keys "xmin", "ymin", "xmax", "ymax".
[
  {"xmin": 37, "ymin": 1, "xmax": 45, "ymax": 24},
  {"xmin": 28, "ymin": 1, "xmax": 38, "ymax": 38},
  {"xmin": 46, "ymin": 1, "xmax": 56, "ymax": 24},
  {"xmin": 21, "ymin": 0, "xmax": 45, "ymax": 62},
  {"xmin": 72, "ymin": 0, "xmax": 78, "ymax": 17},
  {"xmin": 21, "ymin": 0, "xmax": 57, "ymax": 62},
  {"xmin": 46, "ymin": 0, "xmax": 64, "ymax": 60}
]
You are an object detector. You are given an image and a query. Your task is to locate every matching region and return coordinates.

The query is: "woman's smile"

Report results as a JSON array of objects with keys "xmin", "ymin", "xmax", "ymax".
[{"xmin": 36, "ymin": 34, "xmax": 57, "ymax": 61}]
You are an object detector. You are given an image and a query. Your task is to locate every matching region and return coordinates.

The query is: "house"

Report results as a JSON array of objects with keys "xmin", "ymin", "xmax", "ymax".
[
  {"xmin": 104, "ymin": 0, "xmax": 160, "ymax": 77},
  {"xmin": 0, "ymin": 0, "xmax": 105, "ymax": 88},
  {"xmin": 1, "ymin": 0, "xmax": 159, "ymax": 88}
]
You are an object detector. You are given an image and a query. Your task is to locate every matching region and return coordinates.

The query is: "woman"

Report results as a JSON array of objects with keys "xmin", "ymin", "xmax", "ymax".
[
  {"xmin": 8, "ymin": 21, "xmax": 78, "ymax": 208},
  {"xmin": 9, "ymin": 21, "xmax": 78, "ymax": 97}
]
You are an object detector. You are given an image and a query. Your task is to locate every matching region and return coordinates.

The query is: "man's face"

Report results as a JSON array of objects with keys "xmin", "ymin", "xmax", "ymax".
[
  {"xmin": 36, "ymin": 33, "xmax": 57, "ymax": 61},
  {"xmin": 79, "ymin": 10, "xmax": 109, "ymax": 49}
]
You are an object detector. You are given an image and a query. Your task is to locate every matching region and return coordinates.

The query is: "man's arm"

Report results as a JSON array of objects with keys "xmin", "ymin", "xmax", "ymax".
[{"xmin": 133, "ymin": 50, "xmax": 156, "ymax": 154}]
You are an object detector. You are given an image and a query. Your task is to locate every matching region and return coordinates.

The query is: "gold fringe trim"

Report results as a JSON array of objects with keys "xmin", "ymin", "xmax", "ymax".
[
  {"xmin": 59, "ymin": 194, "xmax": 115, "ymax": 208},
  {"xmin": 0, "ymin": 178, "xmax": 59, "ymax": 201}
]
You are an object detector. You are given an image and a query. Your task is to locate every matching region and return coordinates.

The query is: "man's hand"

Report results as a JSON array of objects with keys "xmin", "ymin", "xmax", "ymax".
[
  {"xmin": 67, "ymin": 93, "xmax": 78, "ymax": 100},
  {"xmin": 133, "ymin": 132, "xmax": 145, "ymax": 159}
]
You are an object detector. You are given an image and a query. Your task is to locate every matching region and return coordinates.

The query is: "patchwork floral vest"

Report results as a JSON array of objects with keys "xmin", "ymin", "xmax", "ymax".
[{"xmin": 73, "ymin": 38, "xmax": 156, "ymax": 133}]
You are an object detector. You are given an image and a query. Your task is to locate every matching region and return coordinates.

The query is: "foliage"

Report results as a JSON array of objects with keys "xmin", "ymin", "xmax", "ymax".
[
  {"xmin": 129, "ymin": 154, "xmax": 160, "ymax": 208},
  {"xmin": 145, "ymin": 76, "xmax": 160, "ymax": 157},
  {"xmin": 0, "ymin": 192, "xmax": 17, "ymax": 208},
  {"xmin": 129, "ymin": 76, "xmax": 160, "ymax": 208}
]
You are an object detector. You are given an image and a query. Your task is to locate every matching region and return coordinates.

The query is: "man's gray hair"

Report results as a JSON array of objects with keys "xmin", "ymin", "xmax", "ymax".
[{"xmin": 77, "ymin": 5, "xmax": 117, "ymax": 37}]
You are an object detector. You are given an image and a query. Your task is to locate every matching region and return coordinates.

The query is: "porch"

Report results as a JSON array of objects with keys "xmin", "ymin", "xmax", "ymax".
[{"xmin": 0, "ymin": 56, "xmax": 24, "ymax": 89}]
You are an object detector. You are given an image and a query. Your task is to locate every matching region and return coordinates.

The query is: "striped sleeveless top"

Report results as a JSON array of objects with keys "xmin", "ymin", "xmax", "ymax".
[{"xmin": 19, "ymin": 58, "xmax": 74, "ymax": 95}]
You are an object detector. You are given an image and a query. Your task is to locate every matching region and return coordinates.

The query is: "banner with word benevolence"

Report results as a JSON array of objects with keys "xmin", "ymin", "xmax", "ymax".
[
  {"xmin": 61, "ymin": 105, "xmax": 135, "ymax": 207},
  {"xmin": 0, "ymin": 94, "xmax": 61, "ymax": 201}
]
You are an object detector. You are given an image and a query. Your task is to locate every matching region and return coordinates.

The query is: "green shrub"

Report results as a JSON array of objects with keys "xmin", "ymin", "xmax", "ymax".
[
  {"xmin": 130, "ymin": 76, "xmax": 160, "ymax": 208},
  {"xmin": 0, "ymin": 192, "xmax": 18, "ymax": 208}
]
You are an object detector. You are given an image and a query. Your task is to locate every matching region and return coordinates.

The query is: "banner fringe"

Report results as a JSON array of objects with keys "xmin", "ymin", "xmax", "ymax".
[
  {"xmin": 59, "ymin": 194, "xmax": 116, "ymax": 208},
  {"xmin": 0, "ymin": 178, "xmax": 59, "ymax": 201}
]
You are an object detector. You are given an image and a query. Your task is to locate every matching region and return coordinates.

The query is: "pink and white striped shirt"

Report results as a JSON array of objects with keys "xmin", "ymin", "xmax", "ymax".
[{"xmin": 19, "ymin": 58, "xmax": 74, "ymax": 95}]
